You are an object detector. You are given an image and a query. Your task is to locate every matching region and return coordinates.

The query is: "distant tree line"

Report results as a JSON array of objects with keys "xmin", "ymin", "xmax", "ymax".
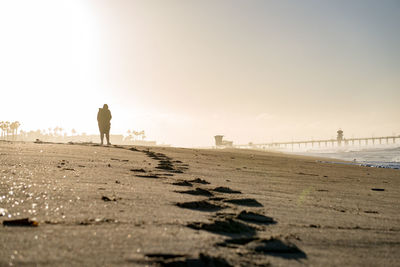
[
  {"xmin": 18, "ymin": 127, "xmax": 82, "ymax": 142},
  {"xmin": 125, "ymin": 130, "xmax": 146, "ymax": 141},
  {"xmin": 0, "ymin": 122, "xmax": 152, "ymax": 145},
  {"xmin": 0, "ymin": 121, "xmax": 20, "ymax": 140}
]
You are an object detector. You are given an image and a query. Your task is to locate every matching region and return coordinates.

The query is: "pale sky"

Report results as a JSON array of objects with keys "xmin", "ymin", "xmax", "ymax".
[{"xmin": 1, "ymin": 0, "xmax": 399, "ymax": 147}]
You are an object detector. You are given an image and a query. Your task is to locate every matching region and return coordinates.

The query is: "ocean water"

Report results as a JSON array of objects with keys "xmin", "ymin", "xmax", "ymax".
[{"xmin": 295, "ymin": 146, "xmax": 400, "ymax": 170}]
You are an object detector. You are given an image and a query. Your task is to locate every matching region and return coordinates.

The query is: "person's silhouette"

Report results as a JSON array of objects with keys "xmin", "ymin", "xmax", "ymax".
[{"xmin": 97, "ymin": 104, "xmax": 112, "ymax": 145}]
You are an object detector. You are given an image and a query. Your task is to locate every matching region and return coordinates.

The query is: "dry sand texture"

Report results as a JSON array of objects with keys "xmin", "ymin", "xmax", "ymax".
[{"xmin": 0, "ymin": 142, "xmax": 399, "ymax": 266}]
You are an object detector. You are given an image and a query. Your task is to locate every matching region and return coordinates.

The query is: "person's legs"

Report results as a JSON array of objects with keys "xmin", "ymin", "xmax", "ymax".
[
  {"xmin": 106, "ymin": 130, "xmax": 111, "ymax": 145},
  {"xmin": 100, "ymin": 131, "xmax": 104, "ymax": 145}
]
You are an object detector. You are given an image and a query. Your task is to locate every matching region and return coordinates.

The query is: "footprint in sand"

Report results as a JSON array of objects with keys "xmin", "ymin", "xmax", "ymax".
[
  {"xmin": 223, "ymin": 198, "xmax": 263, "ymax": 207},
  {"xmin": 246, "ymin": 238, "xmax": 307, "ymax": 259},
  {"xmin": 176, "ymin": 200, "xmax": 225, "ymax": 212},
  {"xmin": 217, "ymin": 236, "xmax": 306, "ymax": 260},
  {"xmin": 172, "ymin": 180, "xmax": 193, "ymax": 187},
  {"xmin": 138, "ymin": 253, "xmax": 232, "ymax": 267},
  {"xmin": 187, "ymin": 218, "xmax": 257, "ymax": 237},
  {"xmin": 135, "ymin": 174, "xmax": 159, "ymax": 179},
  {"xmin": 188, "ymin": 178, "xmax": 210, "ymax": 184},
  {"xmin": 236, "ymin": 211, "xmax": 276, "ymax": 225},
  {"xmin": 213, "ymin": 186, "xmax": 241, "ymax": 194},
  {"xmin": 218, "ymin": 237, "xmax": 258, "ymax": 247},
  {"xmin": 175, "ymin": 188, "xmax": 214, "ymax": 197}
]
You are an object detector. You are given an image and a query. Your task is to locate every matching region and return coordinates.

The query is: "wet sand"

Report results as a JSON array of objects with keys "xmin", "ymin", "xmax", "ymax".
[{"xmin": 0, "ymin": 141, "xmax": 399, "ymax": 266}]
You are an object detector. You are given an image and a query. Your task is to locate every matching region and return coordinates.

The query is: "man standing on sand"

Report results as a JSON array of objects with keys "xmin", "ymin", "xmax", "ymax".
[{"xmin": 97, "ymin": 104, "xmax": 112, "ymax": 145}]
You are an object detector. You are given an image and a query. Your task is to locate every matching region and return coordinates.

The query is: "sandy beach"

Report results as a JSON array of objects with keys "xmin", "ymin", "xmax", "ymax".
[{"xmin": 0, "ymin": 141, "xmax": 399, "ymax": 266}]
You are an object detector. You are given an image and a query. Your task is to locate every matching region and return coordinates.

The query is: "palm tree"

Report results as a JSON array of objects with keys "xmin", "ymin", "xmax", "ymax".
[
  {"xmin": 14, "ymin": 121, "xmax": 20, "ymax": 137},
  {"xmin": 139, "ymin": 130, "xmax": 145, "ymax": 140},
  {"xmin": 0, "ymin": 121, "xmax": 5, "ymax": 140},
  {"xmin": 124, "ymin": 130, "xmax": 132, "ymax": 142},
  {"xmin": 10, "ymin": 122, "xmax": 16, "ymax": 140},
  {"xmin": 4, "ymin": 121, "xmax": 10, "ymax": 140},
  {"xmin": 8, "ymin": 121, "xmax": 20, "ymax": 141},
  {"xmin": 1, "ymin": 121, "xmax": 6, "ymax": 140},
  {"xmin": 133, "ymin": 131, "xmax": 139, "ymax": 141}
]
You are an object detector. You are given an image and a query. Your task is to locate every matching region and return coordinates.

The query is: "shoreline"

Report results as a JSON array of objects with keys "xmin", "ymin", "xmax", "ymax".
[{"xmin": 289, "ymin": 146, "xmax": 400, "ymax": 170}]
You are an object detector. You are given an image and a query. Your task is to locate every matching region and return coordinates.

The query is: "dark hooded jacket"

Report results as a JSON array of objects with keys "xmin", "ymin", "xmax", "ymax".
[{"xmin": 97, "ymin": 108, "xmax": 112, "ymax": 130}]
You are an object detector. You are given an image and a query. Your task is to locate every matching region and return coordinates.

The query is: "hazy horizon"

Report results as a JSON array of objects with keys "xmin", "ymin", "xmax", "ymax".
[{"xmin": 1, "ymin": 0, "xmax": 399, "ymax": 147}]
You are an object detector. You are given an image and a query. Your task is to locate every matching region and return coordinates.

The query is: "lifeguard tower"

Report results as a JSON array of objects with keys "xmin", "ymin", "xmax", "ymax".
[
  {"xmin": 214, "ymin": 135, "xmax": 224, "ymax": 146},
  {"xmin": 214, "ymin": 135, "xmax": 233, "ymax": 147}
]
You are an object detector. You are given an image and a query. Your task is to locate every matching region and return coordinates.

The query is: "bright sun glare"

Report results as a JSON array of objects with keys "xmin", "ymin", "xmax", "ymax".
[
  {"xmin": 1, "ymin": 1, "xmax": 399, "ymax": 147},
  {"xmin": 0, "ymin": 0, "xmax": 104, "ymax": 134}
]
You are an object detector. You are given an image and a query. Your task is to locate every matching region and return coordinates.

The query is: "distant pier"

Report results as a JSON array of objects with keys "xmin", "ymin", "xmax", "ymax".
[{"xmin": 217, "ymin": 130, "xmax": 400, "ymax": 150}]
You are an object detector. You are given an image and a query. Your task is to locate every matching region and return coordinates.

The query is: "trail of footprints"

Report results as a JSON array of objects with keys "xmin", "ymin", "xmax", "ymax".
[
  {"xmin": 66, "ymin": 143, "xmax": 307, "ymax": 265},
  {"xmin": 129, "ymin": 149, "xmax": 188, "ymax": 178},
  {"xmin": 132, "ymin": 147, "xmax": 307, "ymax": 266}
]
